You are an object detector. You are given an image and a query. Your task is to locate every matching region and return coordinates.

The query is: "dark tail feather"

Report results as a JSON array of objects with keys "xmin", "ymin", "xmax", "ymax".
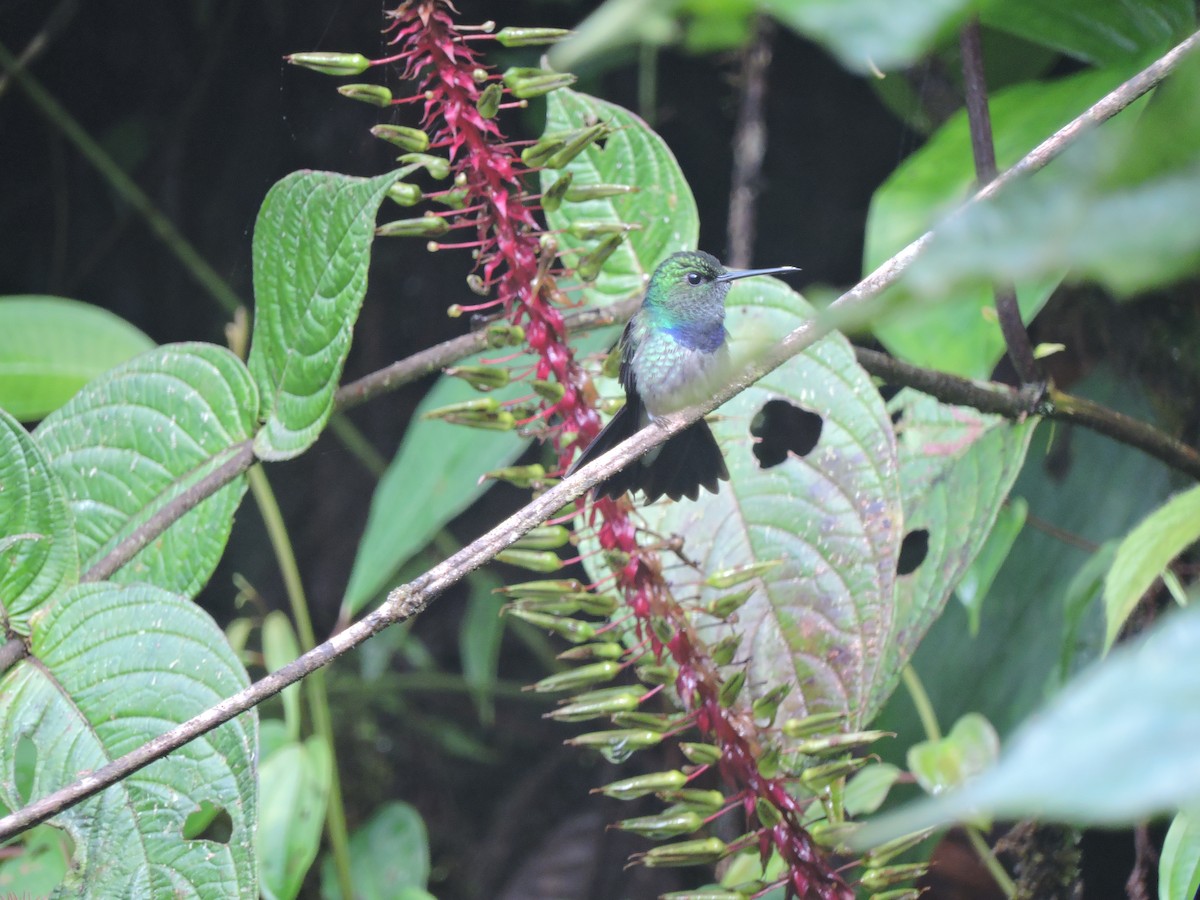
[{"xmin": 568, "ymin": 403, "xmax": 729, "ymax": 503}]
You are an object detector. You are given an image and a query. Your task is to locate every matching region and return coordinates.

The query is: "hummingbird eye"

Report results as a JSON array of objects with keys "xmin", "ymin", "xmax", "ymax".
[{"xmin": 686, "ymin": 271, "xmax": 703, "ymax": 285}]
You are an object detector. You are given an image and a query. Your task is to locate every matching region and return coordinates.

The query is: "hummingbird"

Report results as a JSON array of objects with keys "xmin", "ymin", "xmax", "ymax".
[{"xmin": 567, "ymin": 250, "xmax": 800, "ymax": 503}]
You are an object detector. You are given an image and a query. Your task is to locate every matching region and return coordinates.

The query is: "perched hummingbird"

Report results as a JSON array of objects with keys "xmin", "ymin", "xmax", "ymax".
[{"xmin": 568, "ymin": 250, "xmax": 800, "ymax": 502}]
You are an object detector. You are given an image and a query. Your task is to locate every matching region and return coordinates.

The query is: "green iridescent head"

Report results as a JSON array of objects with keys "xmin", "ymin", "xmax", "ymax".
[{"xmin": 644, "ymin": 250, "xmax": 800, "ymax": 315}]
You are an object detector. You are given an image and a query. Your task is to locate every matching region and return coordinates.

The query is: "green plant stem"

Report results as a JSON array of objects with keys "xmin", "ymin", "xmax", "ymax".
[
  {"xmin": 246, "ymin": 466, "xmax": 354, "ymax": 900},
  {"xmin": 901, "ymin": 665, "xmax": 941, "ymax": 742},
  {"xmin": 327, "ymin": 414, "xmax": 388, "ymax": 478},
  {"xmin": 967, "ymin": 824, "xmax": 1018, "ymax": 898},
  {"xmin": 0, "ymin": 40, "xmax": 242, "ymax": 315},
  {"xmin": 638, "ymin": 41, "xmax": 657, "ymax": 125}
]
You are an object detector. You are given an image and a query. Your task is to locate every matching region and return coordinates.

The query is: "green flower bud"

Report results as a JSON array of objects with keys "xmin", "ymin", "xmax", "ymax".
[
  {"xmin": 596, "ymin": 769, "xmax": 688, "ymax": 800},
  {"xmin": 567, "ymin": 728, "xmax": 663, "ymax": 760},
  {"xmin": 862, "ymin": 830, "xmax": 935, "ymax": 868},
  {"xmin": 641, "ymin": 837, "xmax": 729, "ymax": 868},
  {"xmin": 757, "ymin": 746, "xmax": 782, "ymax": 779},
  {"xmin": 567, "ymin": 220, "xmax": 640, "ymax": 240},
  {"xmin": 531, "ymin": 378, "xmax": 565, "ymax": 402},
  {"xmin": 444, "ymin": 364, "xmax": 510, "ymax": 391},
  {"xmin": 376, "ymin": 215, "xmax": 449, "ymax": 238},
  {"xmin": 287, "ymin": 51, "xmax": 371, "ymax": 76},
  {"xmin": 565, "ymin": 183, "xmax": 638, "ymax": 201},
  {"xmin": 557, "ymin": 642, "xmax": 626, "ymax": 662},
  {"xmin": 494, "ymin": 26, "xmax": 573, "ymax": 47},
  {"xmin": 546, "ymin": 691, "xmax": 642, "ymax": 723},
  {"xmin": 866, "ymin": 890, "xmax": 923, "ymax": 900},
  {"xmin": 859, "ymin": 864, "xmax": 928, "ymax": 891},
  {"xmin": 616, "ymin": 810, "xmax": 704, "ymax": 839},
  {"xmin": 336, "ymin": 83, "xmax": 393, "ymax": 106},
  {"xmin": 780, "ymin": 710, "xmax": 848, "ymax": 739},
  {"xmin": 576, "ymin": 233, "xmax": 624, "ymax": 282},
  {"xmin": 502, "ymin": 67, "xmax": 577, "ymax": 99},
  {"xmin": 508, "ymin": 595, "xmax": 588, "ymax": 615},
  {"xmin": 386, "ymin": 181, "xmax": 423, "ymax": 207},
  {"xmin": 504, "ymin": 608, "xmax": 596, "ymax": 643},
  {"xmin": 496, "ymin": 549, "xmax": 563, "ymax": 572},
  {"xmin": 705, "ymin": 559, "xmax": 782, "ymax": 589},
  {"xmin": 750, "ymin": 683, "xmax": 792, "ymax": 727},
  {"xmin": 499, "ymin": 578, "xmax": 583, "ymax": 596},
  {"xmin": 792, "ymin": 730, "xmax": 892, "ymax": 757},
  {"xmin": 423, "ymin": 397, "xmax": 500, "ymax": 418},
  {"xmin": 521, "ymin": 137, "xmax": 566, "ymax": 168},
  {"xmin": 432, "ymin": 187, "xmax": 470, "ymax": 209},
  {"xmin": 370, "ymin": 124, "xmax": 431, "ymax": 152},
  {"xmin": 541, "ymin": 172, "xmax": 572, "ymax": 213},
  {"xmin": 485, "ymin": 323, "xmax": 525, "ymax": 347},
  {"xmin": 807, "ymin": 819, "xmax": 859, "ymax": 849},
  {"xmin": 799, "ymin": 757, "xmax": 872, "ymax": 791},
  {"xmin": 635, "ymin": 663, "xmax": 676, "ymax": 685},
  {"xmin": 678, "ymin": 742, "xmax": 721, "ymax": 766},
  {"xmin": 611, "ymin": 711, "xmax": 676, "ymax": 731},
  {"xmin": 530, "ymin": 661, "xmax": 621, "ymax": 693},
  {"xmin": 398, "ymin": 152, "xmax": 451, "ymax": 180},
  {"xmin": 660, "ymin": 892, "xmax": 746, "ymax": 900},
  {"xmin": 476, "ymin": 82, "xmax": 503, "ymax": 119},
  {"xmin": 709, "ymin": 634, "xmax": 741, "ymax": 667},
  {"xmin": 705, "ymin": 587, "xmax": 754, "ymax": 619},
  {"xmin": 545, "ymin": 123, "xmax": 611, "ymax": 169},
  {"xmin": 755, "ymin": 797, "xmax": 783, "ymax": 828},
  {"xmin": 512, "ymin": 525, "xmax": 572, "ymax": 551},
  {"xmin": 718, "ymin": 669, "xmax": 746, "ymax": 708},
  {"xmin": 657, "ymin": 788, "xmax": 725, "ymax": 812},
  {"xmin": 482, "ymin": 463, "xmax": 546, "ymax": 488}
]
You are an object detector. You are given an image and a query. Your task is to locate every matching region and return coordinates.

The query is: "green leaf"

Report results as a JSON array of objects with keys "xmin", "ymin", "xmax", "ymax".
[
  {"xmin": 542, "ymin": 88, "xmax": 699, "ymax": 304},
  {"xmin": 320, "ymin": 802, "xmax": 430, "ymax": 900},
  {"xmin": 0, "ymin": 408, "xmax": 78, "ymax": 633},
  {"xmin": 857, "ymin": 603, "xmax": 1200, "ymax": 846},
  {"xmin": 1160, "ymin": 810, "xmax": 1200, "ymax": 900},
  {"xmin": 844, "ymin": 763, "xmax": 902, "ymax": 817},
  {"xmin": 34, "ymin": 343, "xmax": 257, "ymax": 598},
  {"xmin": 760, "ymin": 0, "xmax": 974, "ymax": 74},
  {"xmin": 0, "ymin": 582, "xmax": 257, "ymax": 896},
  {"xmin": 636, "ymin": 279, "xmax": 903, "ymax": 727},
  {"xmin": 1104, "ymin": 483, "xmax": 1200, "ymax": 650},
  {"xmin": 258, "ymin": 737, "xmax": 331, "ymax": 900},
  {"xmin": 1060, "ymin": 541, "xmax": 1118, "ymax": 684},
  {"xmin": 907, "ymin": 713, "xmax": 1000, "ymax": 796},
  {"xmin": 0, "ymin": 824, "xmax": 72, "ymax": 896},
  {"xmin": 459, "ymin": 570, "xmax": 507, "ymax": 726},
  {"xmin": 249, "ymin": 170, "xmax": 397, "ymax": 460},
  {"xmin": 884, "ymin": 390, "xmax": 1036, "ymax": 689},
  {"xmin": 262, "ymin": 611, "xmax": 303, "ymax": 741},
  {"xmin": 0, "ymin": 295, "xmax": 154, "ymax": 422},
  {"xmin": 865, "ymin": 65, "xmax": 1140, "ymax": 378},
  {"xmin": 981, "ymin": 0, "xmax": 1195, "ymax": 66},
  {"xmin": 956, "ymin": 497, "xmax": 1027, "ymax": 635},
  {"xmin": 339, "ymin": 370, "xmax": 527, "ymax": 621}
]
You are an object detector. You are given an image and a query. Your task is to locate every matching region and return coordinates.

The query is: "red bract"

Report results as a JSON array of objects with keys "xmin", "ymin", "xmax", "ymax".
[{"xmin": 383, "ymin": 2, "xmax": 852, "ymax": 897}]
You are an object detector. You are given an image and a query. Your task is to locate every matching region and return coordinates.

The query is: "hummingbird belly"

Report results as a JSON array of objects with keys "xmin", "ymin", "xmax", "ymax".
[{"xmin": 632, "ymin": 333, "xmax": 732, "ymax": 422}]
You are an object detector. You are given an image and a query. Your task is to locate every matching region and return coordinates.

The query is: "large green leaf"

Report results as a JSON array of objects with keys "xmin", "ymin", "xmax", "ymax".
[
  {"xmin": 760, "ymin": 0, "xmax": 974, "ymax": 74},
  {"xmin": 0, "ymin": 408, "xmax": 78, "ymax": 633},
  {"xmin": 0, "ymin": 582, "xmax": 257, "ymax": 897},
  {"xmin": 882, "ymin": 390, "xmax": 1036, "ymax": 690},
  {"xmin": 981, "ymin": 0, "xmax": 1195, "ymax": 66},
  {"xmin": 865, "ymin": 65, "xmax": 1141, "ymax": 378},
  {"xmin": 542, "ymin": 88, "xmax": 700, "ymax": 305},
  {"xmin": 1161, "ymin": 810, "xmax": 1200, "ymax": 900},
  {"xmin": 258, "ymin": 734, "xmax": 330, "ymax": 900},
  {"xmin": 857, "ymin": 602, "xmax": 1200, "ymax": 845},
  {"xmin": 0, "ymin": 296, "xmax": 154, "ymax": 422},
  {"xmin": 249, "ymin": 170, "xmax": 396, "ymax": 460},
  {"xmin": 34, "ymin": 342, "xmax": 258, "ymax": 597},
  {"xmin": 320, "ymin": 802, "xmax": 432, "ymax": 900},
  {"xmin": 637, "ymin": 279, "xmax": 903, "ymax": 726}
]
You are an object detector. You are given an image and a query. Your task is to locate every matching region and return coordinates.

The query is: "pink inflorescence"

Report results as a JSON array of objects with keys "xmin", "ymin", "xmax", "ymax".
[{"xmin": 382, "ymin": 3, "xmax": 851, "ymax": 897}]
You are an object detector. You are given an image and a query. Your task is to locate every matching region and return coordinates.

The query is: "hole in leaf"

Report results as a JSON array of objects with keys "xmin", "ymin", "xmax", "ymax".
[
  {"xmin": 897, "ymin": 529, "xmax": 929, "ymax": 576},
  {"xmin": 14, "ymin": 735, "xmax": 37, "ymax": 805},
  {"xmin": 890, "ymin": 407, "xmax": 904, "ymax": 426},
  {"xmin": 750, "ymin": 400, "xmax": 823, "ymax": 469},
  {"xmin": 183, "ymin": 800, "xmax": 233, "ymax": 844}
]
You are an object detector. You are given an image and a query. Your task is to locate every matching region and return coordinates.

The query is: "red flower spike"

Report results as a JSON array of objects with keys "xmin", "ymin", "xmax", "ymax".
[{"xmin": 378, "ymin": 3, "xmax": 853, "ymax": 897}]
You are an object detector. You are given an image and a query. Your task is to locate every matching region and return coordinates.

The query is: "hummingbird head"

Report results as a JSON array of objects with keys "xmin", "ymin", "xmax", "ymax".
[{"xmin": 644, "ymin": 250, "xmax": 800, "ymax": 333}]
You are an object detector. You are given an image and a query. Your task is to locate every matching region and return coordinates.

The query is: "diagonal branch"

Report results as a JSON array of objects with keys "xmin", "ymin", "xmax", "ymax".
[{"xmin": 3, "ymin": 27, "xmax": 1198, "ymax": 843}]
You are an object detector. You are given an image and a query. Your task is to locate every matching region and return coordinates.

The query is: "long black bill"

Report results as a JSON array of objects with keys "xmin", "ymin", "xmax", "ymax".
[{"xmin": 715, "ymin": 265, "xmax": 801, "ymax": 283}]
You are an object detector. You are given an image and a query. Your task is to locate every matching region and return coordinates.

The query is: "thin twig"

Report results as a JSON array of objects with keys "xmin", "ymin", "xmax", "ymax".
[
  {"xmin": 3, "ymin": 28, "xmax": 1199, "ymax": 842},
  {"xmin": 855, "ymin": 347, "xmax": 1200, "ymax": 479},
  {"xmin": 726, "ymin": 15, "xmax": 774, "ymax": 268},
  {"xmin": 959, "ymin": 17, "xmax": 1039, "ymax": 384}
]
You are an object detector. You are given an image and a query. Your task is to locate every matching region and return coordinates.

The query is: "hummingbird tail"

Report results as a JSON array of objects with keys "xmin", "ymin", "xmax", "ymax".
[{"xmin": 632, "ymin": 419, "xmax": 729, "ymax": 503}]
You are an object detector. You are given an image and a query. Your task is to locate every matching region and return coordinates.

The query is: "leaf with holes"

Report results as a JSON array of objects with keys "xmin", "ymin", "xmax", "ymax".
[
  {"xmin": 541, "ymin": 88, "xmax": 699, "ymax": 305},
  {"xmin": 0, "ymin": 295, "xmax": 155, "ymax": 423},
  {"xmin": 636, "ymin": 278, "xmax": 902, "ymax": 727},
  {"xmin": 0, "ymin": 582, "xmax": 257, "ymax": 896},
  {"xmin": 879, "ymin": 390, "xmax": 1036, "ymax": 703},
  {"xmin": 34, "ymin": 343, "xmax": 257, "ymax": 598},
  {"xmin": 249, "ymin": 169, "xmax": 396, "ymax": 460},
  {"xmin": 0, "ymin": 408, "xmax": 78, "ymax": 634}
]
